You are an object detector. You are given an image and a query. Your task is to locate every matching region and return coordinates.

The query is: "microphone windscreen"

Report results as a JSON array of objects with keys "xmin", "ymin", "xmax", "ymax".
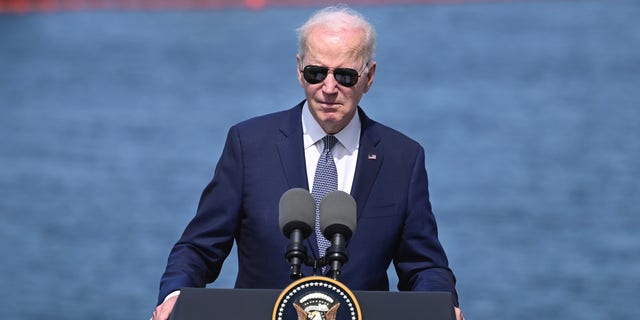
[
  {"xmin": 319, "ymin": 191, "xmax": 357, "ymax": 239},
  {"xmin": 279, "ymin": 188, "xmax": 316, "ymax": 238}
]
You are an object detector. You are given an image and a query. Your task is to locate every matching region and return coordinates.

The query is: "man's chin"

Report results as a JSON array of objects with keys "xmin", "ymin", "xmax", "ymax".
[{"xmin": 318, "ymin": 118, "xmax": 346, "ymax": 134}]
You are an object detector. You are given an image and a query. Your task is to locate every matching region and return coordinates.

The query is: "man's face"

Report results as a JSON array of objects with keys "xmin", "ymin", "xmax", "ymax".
[{"xmin": 297, "ymin": 26, "xmax": 376, "ymax": 134}]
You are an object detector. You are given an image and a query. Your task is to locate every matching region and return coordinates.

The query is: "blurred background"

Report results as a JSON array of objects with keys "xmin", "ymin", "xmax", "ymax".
[{"xmin": 1, "ymin": 0, "xmax": 639, "ymax": 319}]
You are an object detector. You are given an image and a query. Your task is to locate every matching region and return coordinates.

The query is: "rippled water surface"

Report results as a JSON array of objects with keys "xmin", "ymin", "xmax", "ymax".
[{"xmin": 1, "ymin": 1, "xmax": 639, "ymax": 319}]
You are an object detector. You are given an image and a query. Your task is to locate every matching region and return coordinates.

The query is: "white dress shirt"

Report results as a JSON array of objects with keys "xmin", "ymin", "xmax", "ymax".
[{"xmin": 301, "ymin": 102, "xmax": 360, "ymax": 194}]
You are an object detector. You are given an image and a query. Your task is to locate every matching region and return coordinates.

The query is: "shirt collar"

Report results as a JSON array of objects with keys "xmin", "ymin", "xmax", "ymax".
[{"xmin": 302, "ymin": 101, "xmax": 361, "ymax": 153}]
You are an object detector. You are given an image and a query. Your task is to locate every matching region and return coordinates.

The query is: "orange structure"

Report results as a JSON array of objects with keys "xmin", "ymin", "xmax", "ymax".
[{"xmin": 0, "ymin": 0, "xmax": 509, "ymax": 13}]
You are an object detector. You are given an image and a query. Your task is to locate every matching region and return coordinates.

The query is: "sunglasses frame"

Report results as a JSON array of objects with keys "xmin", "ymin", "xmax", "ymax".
[{"xmin": 300, "ymin": 62, "xmax": 369, "ymax": 88}]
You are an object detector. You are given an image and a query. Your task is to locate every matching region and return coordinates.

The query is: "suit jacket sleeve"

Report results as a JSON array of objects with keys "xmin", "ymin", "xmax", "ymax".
[
  {"xmin": 157, "ymin": 126, "xmax": 244, "ymax": 305},
  {"xmin": 393, "ymin": 145, "xmax": 459, "ymax": 305}
]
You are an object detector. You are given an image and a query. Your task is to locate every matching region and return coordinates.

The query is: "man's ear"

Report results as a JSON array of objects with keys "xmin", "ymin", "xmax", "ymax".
[
  {"xmin": 296, "ymin": 55, "xmax": 305, "ymax": 87},
  {"xmin": 363, "ymin": 61, "xmax": 376, "ymax": 93}
]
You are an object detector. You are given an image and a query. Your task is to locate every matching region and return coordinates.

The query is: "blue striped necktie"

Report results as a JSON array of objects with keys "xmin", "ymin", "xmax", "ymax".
[{"xmin": 312, "ymin": 135, "xmax": 338, "ymax": 260}]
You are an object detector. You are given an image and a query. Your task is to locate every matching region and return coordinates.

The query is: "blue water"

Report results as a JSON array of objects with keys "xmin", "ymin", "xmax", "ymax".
[{"xmin": 1, "ymin": 1, "xmax": 639, "ymax": 319}]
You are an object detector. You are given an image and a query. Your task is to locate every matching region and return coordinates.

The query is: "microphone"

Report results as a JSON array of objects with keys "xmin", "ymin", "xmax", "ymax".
[
  {"xmin": 279, "ymin": 188, "xmax": 316, "ymax": 280},
  {"xmin": 319, "ymin": 190, "xmax": 357, "ymax": 280}
]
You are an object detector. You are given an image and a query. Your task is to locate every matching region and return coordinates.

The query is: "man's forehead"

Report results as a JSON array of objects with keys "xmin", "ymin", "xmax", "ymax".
[
  {"xmin": 307, "ymin": 24, "xmax": 365, "ymax": 42},
  {"xmin": 305, "ymin": 27, "xmax": 365, "ymax": 57}
]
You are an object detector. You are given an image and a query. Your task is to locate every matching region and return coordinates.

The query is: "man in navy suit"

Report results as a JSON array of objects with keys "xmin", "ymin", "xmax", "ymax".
[{"xmin": 153, "ymin": 5, "xmax": 463, "ymax": 320}]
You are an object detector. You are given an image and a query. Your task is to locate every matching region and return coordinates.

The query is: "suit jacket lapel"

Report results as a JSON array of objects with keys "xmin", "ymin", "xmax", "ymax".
[
  {"xmin": 276, "ymin": 102, "xmax": 321, "ymax": 258},
  {"xmin": 277, "ymin": 102, "xmax": 308, "ymax": 190},
  {"xmin": 351, "ymin": 108, "xmax": 382, "ymax": 221}
]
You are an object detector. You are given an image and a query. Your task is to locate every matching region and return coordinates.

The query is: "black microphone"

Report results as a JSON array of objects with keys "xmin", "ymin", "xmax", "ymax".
[
  {"xmin": 319, "ymin": 190, "xmax": 357, "ymax": 280},
  {"xmin": 279, "ymin": 188, "xmax": 316, "ymax": 280}
]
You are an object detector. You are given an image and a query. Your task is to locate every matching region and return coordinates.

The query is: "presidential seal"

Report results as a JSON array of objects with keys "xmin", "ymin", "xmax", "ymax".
[{"xmin": 272, "ymin": 276, "xmax": 361, "ymax": 320}]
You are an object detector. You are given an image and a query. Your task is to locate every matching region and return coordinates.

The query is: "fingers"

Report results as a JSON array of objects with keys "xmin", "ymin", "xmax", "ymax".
[
  {"xmin": 152, "ymin": 304, "xmax": 169, "ymax": 320},
  {"xmin": 152, "ymin": 295, "xmax": 179, "ymax": 320},
  {"xmin": 455, "ymin": 307, "xmax": 465, "ymax": 320}
]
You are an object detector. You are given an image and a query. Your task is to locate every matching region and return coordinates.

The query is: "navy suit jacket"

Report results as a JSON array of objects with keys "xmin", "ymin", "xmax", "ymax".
[{"xmin": 159, "ymin": 101, "xmax": 458, "ymax": 305}]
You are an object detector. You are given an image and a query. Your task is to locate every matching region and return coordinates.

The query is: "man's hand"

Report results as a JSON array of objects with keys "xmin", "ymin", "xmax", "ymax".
[
  {"xmin": 455, "ymin": 307, "xmax": 465, "ymax": 320},
  {"xmin": 152, "ymin": 295, "xmax": 179, "ymax": 320}
]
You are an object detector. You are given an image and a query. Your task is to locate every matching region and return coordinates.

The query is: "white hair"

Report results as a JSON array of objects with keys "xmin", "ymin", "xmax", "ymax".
[{"xmin": 296, "ymin": 5, "xmax": 376, "ymax": 64}]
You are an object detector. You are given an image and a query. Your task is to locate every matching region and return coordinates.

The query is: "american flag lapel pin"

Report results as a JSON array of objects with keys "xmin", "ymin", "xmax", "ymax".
[{"xmin": 368, "ymin": 153, "xmax": 377, "ymax": 160}]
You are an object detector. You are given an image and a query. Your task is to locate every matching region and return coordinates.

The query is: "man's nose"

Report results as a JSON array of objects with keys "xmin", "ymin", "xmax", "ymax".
[{"xmin": 321, "ymin": 72, "xmax": 339, "ymax": 94}]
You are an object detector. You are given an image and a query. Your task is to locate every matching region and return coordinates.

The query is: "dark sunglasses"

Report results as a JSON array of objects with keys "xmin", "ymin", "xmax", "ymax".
[{"xmin": 301, "ymin": 63, "xmax": 368, "ymax": 88}]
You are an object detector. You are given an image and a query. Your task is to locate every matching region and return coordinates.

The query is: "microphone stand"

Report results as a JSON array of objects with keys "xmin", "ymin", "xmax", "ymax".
[
  {"xmin": 324, "ymin": 234, "xmax": 348, "ymax": 280},
  {"xmin": 304, "ymin": 235, "xmax": 349, "ymax": 280},
  {"xmin": 285, "ymin": 230, "xmax": 308, "ymax": 280}
]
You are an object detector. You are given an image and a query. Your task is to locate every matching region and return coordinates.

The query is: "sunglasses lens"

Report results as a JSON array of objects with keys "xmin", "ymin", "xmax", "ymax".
[
  {"xmin": 334, "ymin": 68, "xmax": 359, "ymax": 87},
  {"xmin": 303, "ymin": 66, "xmax": 328, "ymax": 84},
  {"xmin": 302, "ymin": 65, "xmax": 361, "ymax": 87}
]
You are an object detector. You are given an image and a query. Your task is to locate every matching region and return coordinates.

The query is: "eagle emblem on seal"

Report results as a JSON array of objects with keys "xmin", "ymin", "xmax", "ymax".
[{"xmin": 293, "ymin": 292, "xmax": 340, "ymax": 320}]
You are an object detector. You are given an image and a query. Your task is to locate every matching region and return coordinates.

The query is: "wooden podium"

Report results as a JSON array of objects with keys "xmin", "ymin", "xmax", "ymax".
[{"xmin": 170, "ymin": 286, "xmax": 455, "ymax": 320}]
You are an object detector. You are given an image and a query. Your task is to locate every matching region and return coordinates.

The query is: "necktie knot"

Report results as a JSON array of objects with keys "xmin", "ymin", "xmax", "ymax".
[{"xmin": 322, "ymin": 135, "xmax": 338, "ymax": 153}]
